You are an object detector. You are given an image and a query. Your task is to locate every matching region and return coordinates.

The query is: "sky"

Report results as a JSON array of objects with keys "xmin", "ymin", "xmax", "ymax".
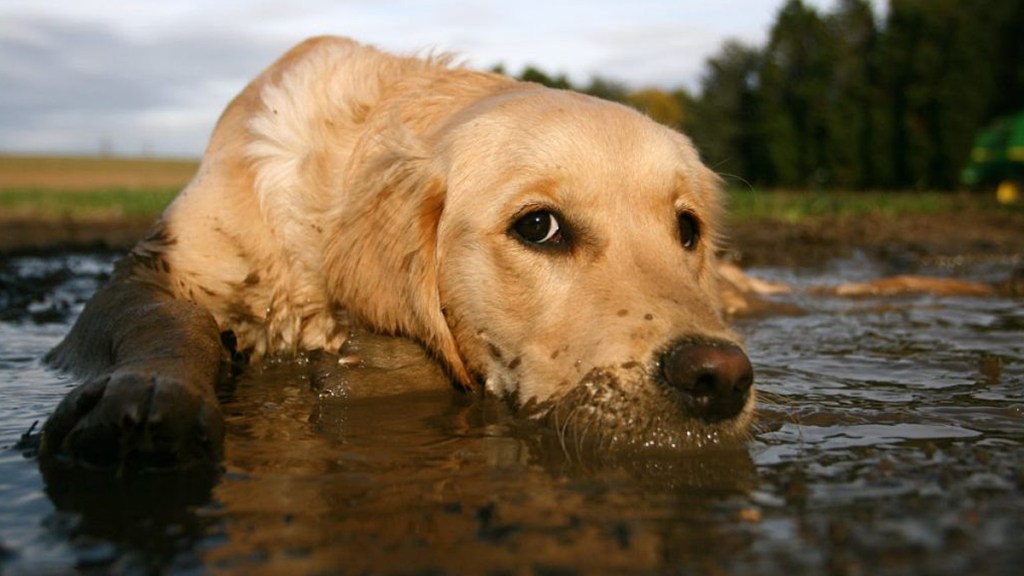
[{"xmin": 1, "ymin": 0, "xmax": 843, "ymax": 158}]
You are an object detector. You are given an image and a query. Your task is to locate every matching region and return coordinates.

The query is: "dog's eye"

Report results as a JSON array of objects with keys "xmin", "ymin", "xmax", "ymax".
[
  {"xmin": 512, "ymin": 210, "xmax": 563, "ymax": 246},
  {"xmin": 678, "ymin": 212, "xmax": 699, "ymax": 250}
]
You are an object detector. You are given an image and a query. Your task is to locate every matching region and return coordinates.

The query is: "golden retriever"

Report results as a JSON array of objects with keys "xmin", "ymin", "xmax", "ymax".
[{"xmin": 42, "ymin": 36, "xmax": 754, "ymax": 469}]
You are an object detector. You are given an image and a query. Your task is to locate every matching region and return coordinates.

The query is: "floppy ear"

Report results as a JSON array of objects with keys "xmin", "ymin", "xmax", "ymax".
[{"xmin": 322, "ymin": 128, "xmax": 474, "ymax": 389}]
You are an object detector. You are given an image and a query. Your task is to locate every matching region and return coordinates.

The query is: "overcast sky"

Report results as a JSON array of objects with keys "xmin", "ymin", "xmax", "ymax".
[{"xmin": 1, "ymin": 0, "xmax": 844, "ymax": 157}]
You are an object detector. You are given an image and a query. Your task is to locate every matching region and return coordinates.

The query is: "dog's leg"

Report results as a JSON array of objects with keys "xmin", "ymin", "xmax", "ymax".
[{"xmin": 41, "ymin": 257, "xmax": 226, "ymax": 472}]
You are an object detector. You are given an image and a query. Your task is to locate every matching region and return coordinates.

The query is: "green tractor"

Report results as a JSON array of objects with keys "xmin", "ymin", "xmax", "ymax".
[{"xmin": 961, "ymin": 110, "xmax": 1024, "ymax": 204}]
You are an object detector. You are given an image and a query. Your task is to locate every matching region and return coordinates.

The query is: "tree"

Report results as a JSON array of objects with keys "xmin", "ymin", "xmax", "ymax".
[
  {"xmin": 518, "ymin": 66, "xmax": 572, "ymax": 90},
  {"xmin": 690, "ymin": 41, "xmax": 764, "ymax": 185},
  {"xmin": 986, "ymin": 0, "xmax": 1024, "ymax": 120},
  {"xmin": 826, "ymin": 0, "xmax": 883, "ymax": 189},
  {"xmin": 757, "ymin": 0, "xmax": 839, "ymax": 188},
  {"xmin": 627, "ymin": 88, "xmax": 686, "ymax": 129},
  {"xmin": 882, "ymin": 0, "xmax": 1024, "ymax": 189},
  {"xmin": 671, "ymin": 89, "xmax": 698, "ymax": 135},
  {"xmin": 582, "ymin": 76, "xmax": 630, "ymax": 103}
]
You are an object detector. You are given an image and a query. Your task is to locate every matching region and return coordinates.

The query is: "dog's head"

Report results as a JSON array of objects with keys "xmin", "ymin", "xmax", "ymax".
[{"xmin": 327, "ymin": 83, "xmax": 754, "ymax": 451}]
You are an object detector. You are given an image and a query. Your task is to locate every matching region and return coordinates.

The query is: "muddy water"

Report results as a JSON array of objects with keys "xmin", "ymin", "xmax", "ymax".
[{"xmin": 1, "ymin": 251, "xmax": 1022, "ymax": 575}]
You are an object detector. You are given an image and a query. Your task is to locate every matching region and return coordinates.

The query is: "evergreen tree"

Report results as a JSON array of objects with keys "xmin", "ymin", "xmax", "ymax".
[
  {"xmin": 826, "ymin": 0, "xmax": 882, "ymax": 189},
  {"xmin": 986, "ymin": 0, "xmax": 1024, "ymax": 120},
  {"xmin": 518, "ymin": 66, "xmax": 572, "ymax": 90},
  {"xmin": 582, "ymin": 76, "xmax": 630, "ymax": 103},
  {"xmin": 690, "ymin": 41, "xmax": 764, "ymax": 185},
  {"xmin": 883, "ymin": 0, "xmax": 1004, "ymax": 188},
  {"xmin": 757, "ymin": 0, "xmax": 837, "ymax": 188}
]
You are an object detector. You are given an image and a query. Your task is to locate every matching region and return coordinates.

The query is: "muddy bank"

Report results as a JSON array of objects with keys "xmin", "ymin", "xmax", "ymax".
[
  {"xmin": 0, "ymin": 217, "xmax": 154, "ymax": 256},
  {"xmin": 726, "ymin": 211, "xmax": 1024, "ymax": 268}
]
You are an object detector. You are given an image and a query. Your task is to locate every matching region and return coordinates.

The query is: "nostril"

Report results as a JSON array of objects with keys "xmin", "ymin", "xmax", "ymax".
[{"xmin": 661, "ymin": 340, "xmax": 754, "ymax": 421}]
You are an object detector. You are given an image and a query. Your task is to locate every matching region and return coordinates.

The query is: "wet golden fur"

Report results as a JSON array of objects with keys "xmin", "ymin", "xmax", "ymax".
[{"xmin": 129, "ymin": 36, "xmax": 753, "ymax": 440}]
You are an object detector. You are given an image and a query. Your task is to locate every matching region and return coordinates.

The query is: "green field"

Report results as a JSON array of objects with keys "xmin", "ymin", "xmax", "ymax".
[
  {"xmin": 724, "ymin": 188, "xmax": 989, "ymax": 222},
  {"xmin": 0, "ymin": 187, "xmax": 180, "ymax": 218},
  {"xmin": 0, "ymin": 155, "xmax": 196, "ymax": 219}
]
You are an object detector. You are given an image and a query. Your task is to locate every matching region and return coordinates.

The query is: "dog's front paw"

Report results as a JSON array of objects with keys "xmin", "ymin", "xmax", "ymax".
[{"xmin": 40, "ymin": 363, "xmax": 225, "ymax": 471}]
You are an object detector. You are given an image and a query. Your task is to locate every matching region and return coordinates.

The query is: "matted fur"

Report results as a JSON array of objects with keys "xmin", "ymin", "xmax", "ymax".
[{"xmin": 126, "ymin": 36, "xmax": 754, "ymax": 444}]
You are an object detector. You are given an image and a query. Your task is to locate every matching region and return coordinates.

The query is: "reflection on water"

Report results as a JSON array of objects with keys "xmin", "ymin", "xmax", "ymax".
[
  {"xmin": 1, "ymin": 252, "xmax": 1022, "ymax": 574},
  {"xmin": 200, "ymin": 359, "xmax": 758, "ymax": 574}
]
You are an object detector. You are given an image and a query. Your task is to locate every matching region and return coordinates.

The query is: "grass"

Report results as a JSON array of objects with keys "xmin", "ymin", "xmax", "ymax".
[
  {"xmin": 725, "ymin": 188, "xmax": 1004, "ymax": 222},
  {"xmin": 0, "ymin": 155, "xmax": 196, "ymax": 220},
  {"xmin": 0, "ymin": 187, "xmax": 180, "ymax": 219}
]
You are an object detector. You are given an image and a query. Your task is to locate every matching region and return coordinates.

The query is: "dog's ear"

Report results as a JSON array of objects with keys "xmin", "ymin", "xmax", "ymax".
[{"xmin": 323, "ymin": 129, "xmax": 474, "ymax": 389}]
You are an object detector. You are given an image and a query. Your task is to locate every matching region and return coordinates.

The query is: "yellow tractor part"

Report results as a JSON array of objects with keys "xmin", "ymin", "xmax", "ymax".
[{"xmin": 996, "ymin": 180, "xmax": 1020, "ymax": 204}]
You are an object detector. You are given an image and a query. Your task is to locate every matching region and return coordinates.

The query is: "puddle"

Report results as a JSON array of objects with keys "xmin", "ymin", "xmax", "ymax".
[{"xmin": 1, "ymin": 251, "xmax": 1022, "ymax": 574}]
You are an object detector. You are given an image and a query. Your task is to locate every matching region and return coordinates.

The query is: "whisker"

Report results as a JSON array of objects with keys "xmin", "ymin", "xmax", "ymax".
[
  {"xmin": 575, "ymin": 413, "xmax": 596, "ymax": 462},
  {"xmin": 561, "ymin": 406, "xmax": 582, "ymax": 461},
  {"xmin": 553, "ymin": 405, "xmax": 574, "ymax": 460}
]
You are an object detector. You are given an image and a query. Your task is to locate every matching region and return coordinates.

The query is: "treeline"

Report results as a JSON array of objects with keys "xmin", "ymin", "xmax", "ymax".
[{"xmin": 505, "ymin": 0, "xmax": 1024, "ymax": 190}]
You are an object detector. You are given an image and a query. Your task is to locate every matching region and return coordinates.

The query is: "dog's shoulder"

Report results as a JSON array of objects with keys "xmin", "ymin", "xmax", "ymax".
[{"xmin": 135, "ymin": 37, "xmax": 407, "ymax": 357}]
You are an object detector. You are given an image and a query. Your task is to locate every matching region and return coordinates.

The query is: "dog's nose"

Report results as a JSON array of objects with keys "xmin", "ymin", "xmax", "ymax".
[{"xmin": 660, "ymin": 340, "xmax": 753, "ymax": 422}]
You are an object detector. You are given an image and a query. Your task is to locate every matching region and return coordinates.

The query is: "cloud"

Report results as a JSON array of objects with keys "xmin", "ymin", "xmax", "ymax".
[
  {"xmin": 585, "ymin": 24, "xmax": 721, "ymax": 89},
  {"xmin": 0, "ymin": 13, "xmax": 278, "ymax": 155},
  {"xmin": 0, "ymin": 0, "xmax": 842, "ymax": 156}
]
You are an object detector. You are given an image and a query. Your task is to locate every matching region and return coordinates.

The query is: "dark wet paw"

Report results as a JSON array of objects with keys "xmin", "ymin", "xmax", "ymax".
[{"xmin": 40, "ymin": 365, "xmax": 225, "ymax": 471}]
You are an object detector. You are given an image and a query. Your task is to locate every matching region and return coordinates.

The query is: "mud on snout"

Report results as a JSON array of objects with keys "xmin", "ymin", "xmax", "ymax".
[{"xmin": 518, "ymin": 336, "xmax": 755, "ymax": 456}]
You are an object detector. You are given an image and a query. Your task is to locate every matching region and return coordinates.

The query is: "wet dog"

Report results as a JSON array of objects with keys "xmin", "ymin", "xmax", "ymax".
[{"xmin": 42, "ymin": 36, "xmax": 754, "ymax": 469}]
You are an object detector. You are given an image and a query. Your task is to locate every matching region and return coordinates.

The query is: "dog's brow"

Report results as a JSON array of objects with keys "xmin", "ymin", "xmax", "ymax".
[
  {"xmin": 671, "ymin": 172, "xmax": 713, "ymax": 209},
  {"xmin": 519, "ymin": 177, "xmax": 562, "ymax": 202}
]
